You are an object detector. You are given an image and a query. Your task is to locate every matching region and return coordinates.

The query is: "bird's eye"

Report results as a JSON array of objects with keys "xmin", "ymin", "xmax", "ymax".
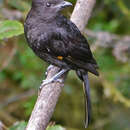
[{"xmin": 46, "ymin": 2, "xmax": 51, "ymax": 7}]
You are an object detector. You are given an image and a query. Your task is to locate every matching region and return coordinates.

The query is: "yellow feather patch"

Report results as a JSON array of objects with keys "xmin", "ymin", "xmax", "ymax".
[{"xmin": 57, "ymin": 56, "xmax": 63, "ymax": 60}]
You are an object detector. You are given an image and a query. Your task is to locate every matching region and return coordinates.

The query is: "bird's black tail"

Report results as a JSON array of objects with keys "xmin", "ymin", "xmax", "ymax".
[
  {"xmin": 82, "ymin": 73, "xmax": 91, "ymax": 128},
  {"xmin": 76, "ymin": 70, "xmax": 91, "ymax": 128}
]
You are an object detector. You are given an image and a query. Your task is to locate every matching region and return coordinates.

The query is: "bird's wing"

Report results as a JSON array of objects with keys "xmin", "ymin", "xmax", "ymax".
[
  {"xmin": 47, "ymin": 26, "xmax": 99, "ymax": 75},
  {"xmin": 38, "ymin": 16, "xmax": 98, "ymax": 74},
  {"xmin": 52, "ymin": 15, "xmax": 98, "ymax": 65}
]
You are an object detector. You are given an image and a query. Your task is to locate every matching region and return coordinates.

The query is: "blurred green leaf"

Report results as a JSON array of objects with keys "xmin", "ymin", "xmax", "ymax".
[
  {"xmin": 0, "ymin": 20, "xmax": 24, "ymax": 40},
  {"xmin": 9, "ymin": 121, "xmax": 27, "ymax": 130},
  {"xmin": 7, "ymin": 0, "xmax": 30, "ymax": 11},
  {"xmin": 47, "ymin": 125, "xmax": 65, "ymax": 130},
  {"xmin": 95, "ymin": 49, "xmax": 121, "ymax": 72},
  {"xmin": 117, "ymin": 0, "xmax": 130, "ymax": 16},
  {"xmin": 90, "ymin": 19, "xmax": 119, "ymax": 33}
]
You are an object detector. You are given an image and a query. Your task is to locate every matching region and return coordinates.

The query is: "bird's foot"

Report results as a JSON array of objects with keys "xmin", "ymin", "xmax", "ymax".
[
  {"xmin": 39, "ymin": 78, "xmax": 63, "ymax": 91},
  {"xmin": 39, "ymin": 69, "xmax": 69, "ymax": 91},
  {"xmin": 42, "ymin": 78, "xmax": 63, "ymax": 86}
]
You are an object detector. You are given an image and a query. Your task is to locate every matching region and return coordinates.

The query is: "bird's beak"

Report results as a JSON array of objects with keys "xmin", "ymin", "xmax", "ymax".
[{"xmin": 58, "ymin": 1, "xmax": 72, "ymax": 9}]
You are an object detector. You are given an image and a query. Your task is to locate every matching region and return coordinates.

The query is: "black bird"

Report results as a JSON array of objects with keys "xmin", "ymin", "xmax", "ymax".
[{"xmin": 24, "ymin": 0, "xmax": 99, "ymax": 128}]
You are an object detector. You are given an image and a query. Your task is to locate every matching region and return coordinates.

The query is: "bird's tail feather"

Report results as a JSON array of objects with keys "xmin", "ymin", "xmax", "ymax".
[
  {"xmin": 82, "ymin": 73, "xmax": 91, "ymax": 128},
  {"xmin": 76, "ymin": 70, "xmax": 91, "ymax": 128}
]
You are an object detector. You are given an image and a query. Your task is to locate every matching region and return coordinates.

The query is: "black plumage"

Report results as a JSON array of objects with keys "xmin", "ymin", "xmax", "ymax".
[{"xmin": 24, "ymin": 0, "xmax": 99, "ymax": 128}]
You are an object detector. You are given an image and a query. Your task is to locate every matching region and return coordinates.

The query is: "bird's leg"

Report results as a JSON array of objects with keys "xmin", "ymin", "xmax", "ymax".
[
  {"xmin": 43, "ymin": 69, "xmax": 69, "ymax": 85},
  {"xmin": 40, "ymin": 68, "xmax": 69, "ymax": 90}
]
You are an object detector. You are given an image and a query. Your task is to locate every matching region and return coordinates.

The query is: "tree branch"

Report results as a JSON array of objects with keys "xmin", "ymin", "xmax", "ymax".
[
  {"xmin": 0, "ymin": 121, "xmax": 8, "ymax": 130},
  {"xmin": 71, "ymin": 0, "xmax": 96, "ymax": 32},
  {"xmin": 26, "ymin": 0, "xmax": 96, "ymax": 130}
]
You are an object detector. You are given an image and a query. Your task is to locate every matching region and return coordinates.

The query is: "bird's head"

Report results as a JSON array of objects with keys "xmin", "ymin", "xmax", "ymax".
[{"xmin": 32, "ymin": 0, "xmax": 72, "ymax": 19}]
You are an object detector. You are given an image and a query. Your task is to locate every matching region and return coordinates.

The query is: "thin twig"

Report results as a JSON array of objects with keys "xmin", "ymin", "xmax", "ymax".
[
  {"xmin": 85, "ymin": 29, "xmax": 130, "ymax": 62},
  {"xmin": 0, "ymin": 90, "xmax": 35, "ymax": 109}
]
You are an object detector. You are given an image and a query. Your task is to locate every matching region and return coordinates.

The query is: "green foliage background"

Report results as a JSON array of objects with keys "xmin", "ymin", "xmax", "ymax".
[{"xmin": 0, "ymin": 0, "xmax": 130, "ymax": 130}]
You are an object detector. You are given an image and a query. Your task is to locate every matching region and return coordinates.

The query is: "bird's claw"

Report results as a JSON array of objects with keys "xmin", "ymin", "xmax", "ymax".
[{"xmin": 39, "ymin": 78, "xmax": 63, "ymax": 91}]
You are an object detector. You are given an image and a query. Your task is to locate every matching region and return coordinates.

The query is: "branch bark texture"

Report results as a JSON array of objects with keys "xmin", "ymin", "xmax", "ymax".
[
  {"xmin": 26, "ymin": 0, "xmax": 96, "ymax": 130},
  {"xmin": 71, "ymin": 0, "xmax": 96, "ymax": 32},
  {"xmin": 26, "ymin": 67, "xmax": 65, "ymax": 130}
]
